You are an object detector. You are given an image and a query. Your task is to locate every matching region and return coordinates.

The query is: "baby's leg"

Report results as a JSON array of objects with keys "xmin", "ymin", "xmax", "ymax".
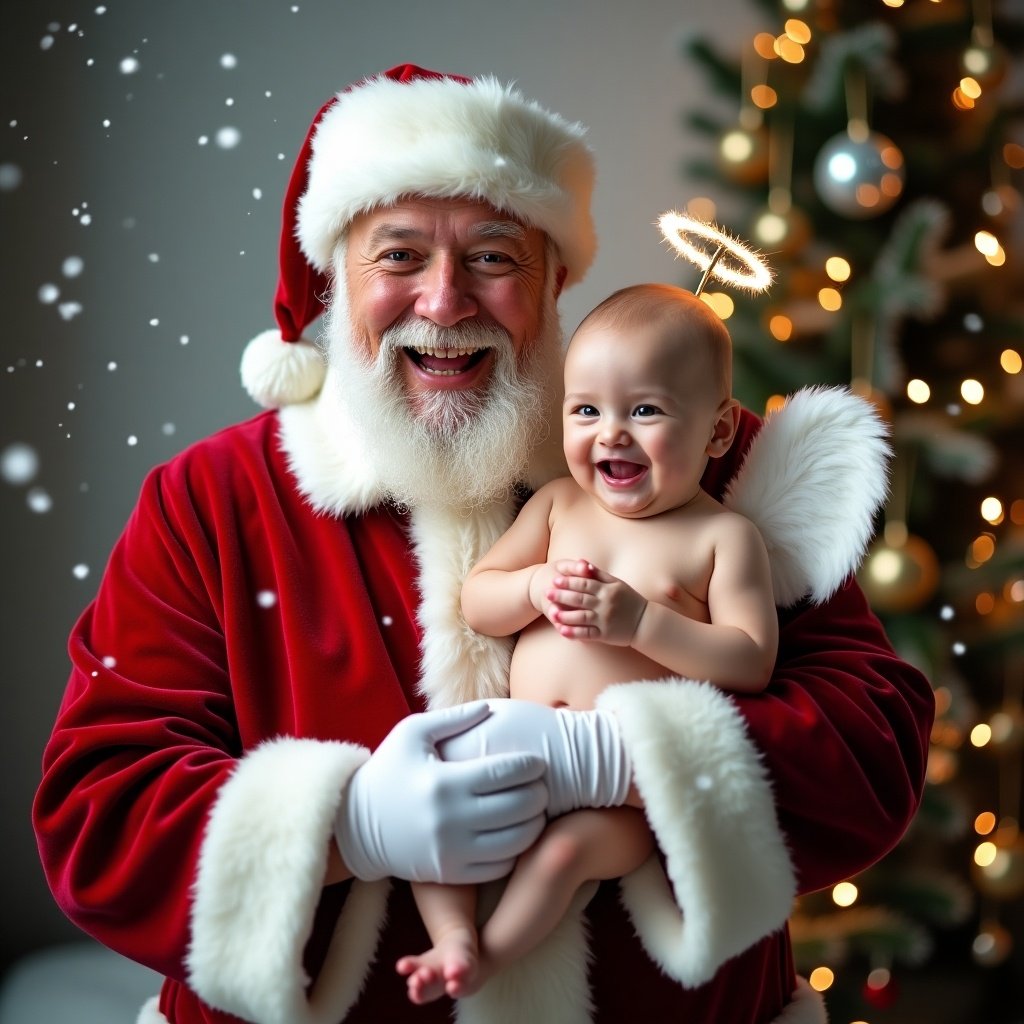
[
  {"xmin": 479, "ymin": 807, "xmax": 654, "ymax": 975},
  {"xmin": 397, "ymin": 882, "xmax": 480, "ymax": 1004}
]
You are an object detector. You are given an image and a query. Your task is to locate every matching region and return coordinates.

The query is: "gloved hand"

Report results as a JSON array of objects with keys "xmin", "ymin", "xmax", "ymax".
[
  {"xmin": 439, "ymin": 698, "xmax": 632, "ymax": 818},
  {"xmin": 334, "ymin": 701, "xmax": 548, "ymax": 884}
]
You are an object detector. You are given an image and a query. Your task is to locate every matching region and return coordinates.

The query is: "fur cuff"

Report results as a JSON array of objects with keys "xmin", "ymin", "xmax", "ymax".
[
  {"xmin": 187, "ymin": 737, "xmax": 385, "ymax": 1024},
  {"xmin": 598, "ymin": 680, "xmax": 795, "ymax": 987}
]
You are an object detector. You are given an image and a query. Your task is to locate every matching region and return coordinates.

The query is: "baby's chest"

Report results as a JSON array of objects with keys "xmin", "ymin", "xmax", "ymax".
[{"xmin": 548, "ymin": 515, "xmax": 714, "ymax": 615}]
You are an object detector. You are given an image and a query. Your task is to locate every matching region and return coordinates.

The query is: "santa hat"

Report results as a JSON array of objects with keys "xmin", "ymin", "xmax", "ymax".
[{"xmin": 241, "ymin": 63, "xmax": 597, "ymax": 409}]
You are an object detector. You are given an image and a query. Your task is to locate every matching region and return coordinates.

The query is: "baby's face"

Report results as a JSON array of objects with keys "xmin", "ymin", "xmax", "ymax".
[{"xmin": 561, "ymin": 319, "xmax": 725, "ymax": 518}]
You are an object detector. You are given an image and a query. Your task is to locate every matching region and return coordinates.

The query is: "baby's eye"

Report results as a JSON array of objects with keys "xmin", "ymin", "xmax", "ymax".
[
  {"xmin": 633, "ymin": 405, "xmax": 661, "ymax": 418},
  {"xmin": 574, "ymin": 404, "xmax": 599, "ymax": 417}
]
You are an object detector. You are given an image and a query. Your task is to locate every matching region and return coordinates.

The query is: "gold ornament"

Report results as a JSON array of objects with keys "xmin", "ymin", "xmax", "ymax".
[
  {"xmin": 858, "ymin": 534, "xmax": 940, "ymax": 614},
  {"xmin": 987, "ymin": 707, "xmax": 1024, "ymax": 753},
  {"xmin": 972, "ymin": 835, "xmax": 1024, "ymax": 901},
  {"xmin": 750, "ymin": 204, "xmax": 812, "ymax": 259},
  {"xmin": 972, "ymin": 920, "xmax": 1013, "ymax": 967},
  {"xmin": 717, "ymin": 123, "xmax": 770, "ymax": 185}
]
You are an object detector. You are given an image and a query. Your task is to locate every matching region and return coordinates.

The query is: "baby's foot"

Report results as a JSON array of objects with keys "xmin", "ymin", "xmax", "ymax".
[{"xmin": 396, "ymin": 927, "xmax": 479, "ymax": 1004}]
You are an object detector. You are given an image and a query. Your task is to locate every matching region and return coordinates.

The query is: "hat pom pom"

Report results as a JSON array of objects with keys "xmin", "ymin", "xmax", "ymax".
[{"xmin": 241, "ymin": 329, "xmax": 326, "ymax": 408}]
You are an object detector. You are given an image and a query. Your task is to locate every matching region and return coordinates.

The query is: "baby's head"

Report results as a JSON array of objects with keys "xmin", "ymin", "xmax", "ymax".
[
  {"xmin": 568, "ymin": 283, "xmax": 734, "ymax": 406},
  {"xmin": 561, "ymin": 283, "xmax": 740, "ymax": 518}
]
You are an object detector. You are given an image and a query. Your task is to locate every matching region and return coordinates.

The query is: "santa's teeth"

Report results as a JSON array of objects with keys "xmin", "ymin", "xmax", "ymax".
[{"xmin": 411, "ymin": 346, "xmax": 480, "ymax": 359}]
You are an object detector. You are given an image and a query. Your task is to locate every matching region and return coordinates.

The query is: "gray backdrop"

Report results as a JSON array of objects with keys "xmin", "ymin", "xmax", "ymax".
[{"xmin": 0, "ymin": 0, "xmax": 756, "ymax": 972}]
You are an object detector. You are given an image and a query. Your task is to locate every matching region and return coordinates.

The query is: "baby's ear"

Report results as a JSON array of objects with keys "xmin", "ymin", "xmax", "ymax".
[{"xmin": 707, "ymin": 399, "xmax": 741, "ymax": 457}]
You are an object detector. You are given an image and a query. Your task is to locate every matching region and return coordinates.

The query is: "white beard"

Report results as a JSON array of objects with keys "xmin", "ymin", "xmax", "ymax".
[{"xmin": 322, "ymin": 289, "xmax": 565, "ymax": 511}]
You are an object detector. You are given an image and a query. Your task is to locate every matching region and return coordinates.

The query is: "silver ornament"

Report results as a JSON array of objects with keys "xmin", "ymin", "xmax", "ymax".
[{"xmin": 813, "ymin": 131, "xmax": 905, "ymax": 219}]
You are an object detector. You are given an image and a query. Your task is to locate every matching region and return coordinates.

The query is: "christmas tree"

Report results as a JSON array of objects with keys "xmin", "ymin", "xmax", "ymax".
[{"xmin": 679, "ymin": 1, "xmax": 1023, "ymax": 1020}]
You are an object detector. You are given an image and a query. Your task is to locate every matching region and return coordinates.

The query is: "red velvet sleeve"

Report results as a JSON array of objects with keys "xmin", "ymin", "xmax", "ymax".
[
  {"xmin": 739, "ymin": 577, "xmax": 934, "ymax": 895},
  {"xmin": 33, "ymin": 458, "xmax": 238, "ymax": 980}
]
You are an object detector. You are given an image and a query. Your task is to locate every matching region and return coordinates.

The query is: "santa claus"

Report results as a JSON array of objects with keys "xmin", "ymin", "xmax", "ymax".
[{"xmin": 34, "ymin": 64, "xmax": 934, "ymax": 1024}]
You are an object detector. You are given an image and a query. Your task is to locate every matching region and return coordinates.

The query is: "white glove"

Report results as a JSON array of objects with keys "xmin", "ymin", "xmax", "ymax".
[
  {"xmin": 334, "ymin": 701, "xmax": 548, "ymax": 884},
  {"xmin": 438, "ymin": 699, "xmax": 632, "ymax": 818}
]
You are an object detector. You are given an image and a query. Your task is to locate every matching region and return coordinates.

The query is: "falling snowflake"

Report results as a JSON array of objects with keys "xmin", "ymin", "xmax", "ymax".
[
  {"xmin": 27, "ymin": 488, "xmax": 53, "ymax": 513},
  {"xmin": 102, "ymin": 655, "xmax": 117, "ymax": 669},
  {"xmin": 120, "ymin": 56, "xmax": 140, "ymax": 74},
  {"xmin": 38, "ymin": 283, "xmax": 60, "ymax": 304},
  {"xmin": 220, "ymin": 53, "xmax": 237, "ymax": 69},
  {"xmin": 215, "ymin": 126, "xmax": 241, "ymax": 149},
  {"xmin": 1, "ymin": 443, "xmax": 40, "ymax": 485},
  {"xmin": 256, "ymin": 590, "xmax": 278, "ymax": 608},
  {"xmin": 62, "ymin": 255, "xmax": 84, "ymax": 277},
  {"xmin": 58, "ymin": 301, "xmax": 83, "ymax": 320},
  {"xmin": 72, "ymin": 564, "xmax": 90, "ymax": 580},
  {"xmin": 0, "ymin": 164, "xmax": 22, "ymax": 191}
]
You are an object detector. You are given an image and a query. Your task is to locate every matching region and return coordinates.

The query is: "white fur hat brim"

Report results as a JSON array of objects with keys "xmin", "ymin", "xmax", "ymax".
[{"xmin": 296, "ymin": 74, "xmax": 597, "ymax": 286}]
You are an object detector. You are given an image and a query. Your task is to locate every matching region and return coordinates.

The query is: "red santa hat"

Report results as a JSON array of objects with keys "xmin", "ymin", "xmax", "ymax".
[{"xmin": 241, "ymin": 63, "xmax": 597, "ymax": 409}]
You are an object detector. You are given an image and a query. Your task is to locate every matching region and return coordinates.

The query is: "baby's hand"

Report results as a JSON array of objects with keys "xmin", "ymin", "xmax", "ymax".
[{"xmin": 544, "ymin": 560, "xmax": 647, "ymax": 646}]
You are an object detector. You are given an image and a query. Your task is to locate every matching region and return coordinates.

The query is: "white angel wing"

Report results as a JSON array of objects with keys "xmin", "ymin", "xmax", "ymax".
[{"xmin": 723, "ymin": 386, "xmax": 892, "ymax": 607}]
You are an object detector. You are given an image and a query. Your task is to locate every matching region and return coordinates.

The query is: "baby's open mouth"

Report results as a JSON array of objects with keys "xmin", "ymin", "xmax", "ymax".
[{"xmin": 598, "ymin": 460, "xmax": 647, "ymax": 483}]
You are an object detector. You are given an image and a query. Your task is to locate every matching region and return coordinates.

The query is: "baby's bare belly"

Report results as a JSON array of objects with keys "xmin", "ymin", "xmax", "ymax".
[{"xmin": 509, "ymin": 618, "xmax": 671, "ymax": 710}]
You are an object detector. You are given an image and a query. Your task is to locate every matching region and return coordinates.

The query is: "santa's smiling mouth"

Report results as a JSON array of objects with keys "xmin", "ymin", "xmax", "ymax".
[
  {"xmin": 598, "ymin": 460, "xmax": 648, "ymax": 484},
  {"xmin": 405, "ymin": 346, "xmax": 490, "ymax": 377}
]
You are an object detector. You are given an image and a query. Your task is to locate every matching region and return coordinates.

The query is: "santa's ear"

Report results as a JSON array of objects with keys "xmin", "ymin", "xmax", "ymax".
[{"xmin": 707, "ymin": 399, "xmax": 741, "ymax": 457}]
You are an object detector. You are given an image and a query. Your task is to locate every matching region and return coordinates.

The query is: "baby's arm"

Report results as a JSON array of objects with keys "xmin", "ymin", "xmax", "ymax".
[
  {"xmin": 550, "ymin": 515, "xmax": 778, "ymax": 692},
  {"xmin": 461, "ymin": 484, "xmax": 563, "ymax": 638}
]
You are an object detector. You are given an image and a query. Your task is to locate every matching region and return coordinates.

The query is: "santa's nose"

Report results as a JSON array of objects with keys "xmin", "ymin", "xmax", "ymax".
[{"xmin": 414, "ymin": 255, "xmax": 478, "ymax": 326}]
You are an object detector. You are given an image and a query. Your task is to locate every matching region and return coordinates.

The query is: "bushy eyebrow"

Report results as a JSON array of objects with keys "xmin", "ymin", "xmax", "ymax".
[
  {"xmin": 365, "ymin": 220, "xmax": 527, "ymax": 248},
  {"xmin": 472, "ymin": 221, "xmax": 528, "ymax": 241}
]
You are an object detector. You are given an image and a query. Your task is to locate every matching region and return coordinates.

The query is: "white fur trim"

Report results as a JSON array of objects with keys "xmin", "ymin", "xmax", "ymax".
[
  {"xmin": 455, "ymin": 881, "xmax": 598, "ymax": 1024},
  {"xmin": 241, "ymin": 329, "xmax": 327, "ymax": 409},
  {"xmin": 724, "ymin": 386, "xmax": 891, "ymax": 607},
  {"xmin": 776, "ymin": 978, "xmax": 829, "ymax": 1024},
  {"xmin": 187, "ymin": 737, "xmax": 391, "ymax": 1024},
  {"xmin": 277, "ymin": 368, "xmax": 387, "ymax": 516},
  {"xmin": 598, "ymin": 680, "xmax": 795, "ymax": 988},
  {"xmin": 297, "ymin": 75, "xmax": 596, "ymax": 286},
  {"xmin": 136, "ymin": 996, "xmax": 167, "ymax": 1024},
  {"xmin": 411, "ymin": 502, "xmax": 517, "ymax": 709}
]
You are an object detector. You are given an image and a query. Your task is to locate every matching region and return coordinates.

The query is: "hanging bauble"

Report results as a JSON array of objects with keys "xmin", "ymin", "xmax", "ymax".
[
  {"xmin": 717, "ymin": 123, "xmax": 770, "ymax": 185},
  {"xmin": 981, "ymin": 184, "xmax": 1021, "ymax": 227},
  {"xmin": 750, "ymin": 205, "xmax": 812, "ymax": 259},
  {"xmin": 972, "ymin": 835, "xmax": 1024, "ymax": 901},
  {"xmin": 971, "ymin": 920, "xmax": 1013, "ymax": 967},
  {"xmin": 987, "ymin": 707, "xmax": 1024, "ymax": 753},
  {"xmin": 961, "ymin": 41, "xmax": 1008, "ymax": 91},
  {"xmin": 813, "ymin": 131, "xmax": 905, "ymax": 219},
  {"xmin": 858, "ymin": 533, "xmax": 940, "ymax": 614},
  {"xmin": 862, "ymin": 967, "xmax": 900, "ymax": 1010}
]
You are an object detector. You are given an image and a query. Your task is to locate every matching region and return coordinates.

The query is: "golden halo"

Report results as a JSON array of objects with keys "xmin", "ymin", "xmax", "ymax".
[{"xmin": 658, "ymin": 211, "xmax": 773, "ymax": 295}]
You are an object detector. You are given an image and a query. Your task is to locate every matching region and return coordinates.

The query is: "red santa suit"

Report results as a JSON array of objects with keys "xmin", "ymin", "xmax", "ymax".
[
  {"xmin": 33, "ymin": 369, "xmax": 933, "ymax": 1024},
  {"xmin": 33, "ymin": 64, "xmax": 934, "ymax": 1024}
]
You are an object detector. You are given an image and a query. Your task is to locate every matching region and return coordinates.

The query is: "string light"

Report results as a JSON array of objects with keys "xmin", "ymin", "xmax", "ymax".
[
  {"xmin": 961, "ymin": 379, "xmax": 984, "ymax": 404},
  {"xmin": 769, "ymin": 314, "xmax": 793, "ymax": 342},
  {"xmin": 1001, "ymin": 349, "xmax": 1022, "ymax": 374},
  {"xmin": 907, "ymin": 379, "xmax": 931, "ymax": 404},
  {"xmin": 980, "ymin": 497, "xmax": 1003, "ymax": 524},
  {"xmin": 825, "ymin": 256, "xmax": 851, "ymax": 282},
  {"xmin": 976, "ymin": 592, "xmax": 995, "ymax": 615},
  {"xmin": 700, "ymin": 291, "xmax": 735, "ymax": 320},
  {"xmin": 971, "ymin": 723, "xmax": 993, "ymax": 747},
  {"xmin": 818, "ymin": 287, "xmax": 842, "ymax": 311},
  {"xmin": 975, "ymin": 841, "xmax": 998, "ymax": 867},
  {"xmin": 832, "ymin": 881, "xmax": 859, "ymax": 906},
  {"xmin": 976, "ymin": 811, "xmax": 997, "ymax": 835},
  {"xmin": 809, "ymin": 967, "xmax": 834, "ymax": 991}
]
